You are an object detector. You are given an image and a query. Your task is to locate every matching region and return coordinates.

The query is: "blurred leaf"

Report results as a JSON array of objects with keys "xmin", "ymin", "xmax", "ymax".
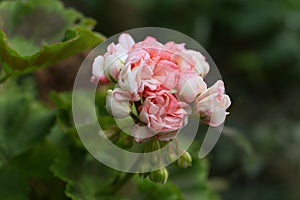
[
  {"xmin": 12, "ymin": 141, "xmax": 60, "ymax": 179},
  {"xmin": 134, "ymin": 177, "xmax": 184, "ymax": 200},
  {"xmin": 0, "ymin": 140, "xmax": 68, "ymax": 199},
  {"xmin": 0, "ymin": 85, "xmax": 55, "ymax": 160},
  {"xmin": 0, "ymin": 165, "xmax": 29, "ymax": 200},
  {"xmin": 0, "ymin": 81, "xmax": 67, "ymax": 199},
  {"xmin": 0, "ymin": 0, "xmax": 104, "ymax": 82},
  {"xmin": 50, "ymin": 148, "xmax": 119, "ymax": 200},
  {"xmin": 50, "ymin": 92, "xmax": 73, "ymax": 128}
]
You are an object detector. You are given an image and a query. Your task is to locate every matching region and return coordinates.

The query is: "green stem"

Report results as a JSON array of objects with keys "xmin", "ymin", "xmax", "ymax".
[
  {"xmin": 154, "ymin": 138, "xmax": 163, "ymax": 166},
  {"xmin": 109, "ymin": 173, "xmax": 135, "ymax": 195}
]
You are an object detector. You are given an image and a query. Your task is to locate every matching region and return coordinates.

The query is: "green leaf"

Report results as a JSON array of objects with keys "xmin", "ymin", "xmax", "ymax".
[
  {"xmin": 0, "ymin": 139, "xmax": 69, "ymax": 199},
  {"xmin": 134, "ymin": 177, "xmax": 184, "ymax": 200},
  {"xmin": 0, "ymin": 84, "xmax": 56, "ymax": 161},
  {"xmin": 0, "ymin": 165, "xmax": 29, "ymax": 200},
  {"xmin": 48, "ymin": 98, "xmax": 128, "ymax": 199},
  {"xmin": 12, "ymin": 141, "xmax": 60, "ymax": 179},
  {"xmin": 0, "ymin": 0, "xmax": 104, "ymax": 81},
  {"xmin": 6, "ymin": 141, "xmax": 68, "ymax": 200},
  {"xmin": 0, "ymin": 81, "xmax": 67, "ymax": 199},
  {"xmin": 50, "ymin": 147, "xmax": 119, "ymax": 200}
]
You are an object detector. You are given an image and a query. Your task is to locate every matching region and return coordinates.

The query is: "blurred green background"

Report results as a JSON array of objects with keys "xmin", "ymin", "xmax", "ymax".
[{"xmin": 62, "ymin": 0, "xmax": 300, "ymax": 199}]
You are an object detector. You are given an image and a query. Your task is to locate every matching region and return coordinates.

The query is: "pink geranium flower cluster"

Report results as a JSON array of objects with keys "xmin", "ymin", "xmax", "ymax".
[{"xmin": 92, "ymin": 33, "xmax": 231, "ymax": 142}]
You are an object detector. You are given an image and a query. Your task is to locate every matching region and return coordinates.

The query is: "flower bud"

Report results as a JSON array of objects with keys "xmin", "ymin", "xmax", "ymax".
[
  {"xmin": 177, "ymin": 151, "xmax": 192, "ymax": 168},
  {"xmin": 106, "ymin": 89, "xmax": 131, "ymax": 118},
  {"xmin": 149, "ymin": 168, "xmax": 168, "ymax": 184}
]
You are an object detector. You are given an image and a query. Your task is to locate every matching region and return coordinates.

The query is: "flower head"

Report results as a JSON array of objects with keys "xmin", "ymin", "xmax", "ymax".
[{"xmin": 92, "ymin": 33, "xmax": 231, "ymax": 142}]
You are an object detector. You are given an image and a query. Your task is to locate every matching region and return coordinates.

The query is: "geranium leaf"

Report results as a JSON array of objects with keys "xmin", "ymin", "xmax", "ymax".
[
  {"xmin": 50, "ymin": 148, "xmax": 119, "ymax": 200},
  {"xmin": 0, "ymin": 84, "xmax": 56, "ymax": 160},
  {"xmin": 0, "ymin": 0, "xmax": 104, "ymax": 81},
  {"xmin": 134, "ymin": 177, "xmax": 184, "ymax": 200}
]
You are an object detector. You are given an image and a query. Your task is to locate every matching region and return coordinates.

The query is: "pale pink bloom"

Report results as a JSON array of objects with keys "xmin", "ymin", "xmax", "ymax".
[
  {"xmin": 92, "ymin": 33, "xmax": 135, "ymax": 83},
  {"xmin": 134, "ymin": 36, "xmax": 172, "ymax": 60},
  {"xmin": 106, "ymin": 88, "xmax": 131, "ymax": 118},
  {"xmin": 118, "ymin": 49, "xmax": 158, "ymax": 101},
  {"xmin": 91, "ymin": 55, "xmax": 109, "ymax": 84},
  {"xmin": 165, "ymin": 41, "xmax": 210, "ymax": 76},
  {"xmin": 117, "ymin": 65, "xmax": 140, "ymax": 101},
  {"xmin": 93, "ymin": 33, "xmax": 231, "ymax": 142},
  {"xmin": 170, "ymin": 50, "xmax": 209, "ymax": 77},
  {"xmin": 118, "ymin": 33, "xmax": 135, "ymax": 51},
  {"xmin": 133, "ymin": 36, "xmax": 165, "ymax": 52},
  {"xmin": 176, "ymin": 71, "xmax": 207, "ymax": 103},
  {"xmin": 195, "ymin": 80, "xmax": 231, "ymax": 126},
  {"xmin": 153, "ymin": 60, "xmax": 179, "ymax": 89},
  {"xmin": 165, "ymin": 41, "xmax": 186, "ymax": 53},
  {"xmin": 185, "ymin": 50, "xmax": 210, "ymax": 77},
  {"xmin": 139, "ymin": 90, "xmax": 190, "ymax": 134}
]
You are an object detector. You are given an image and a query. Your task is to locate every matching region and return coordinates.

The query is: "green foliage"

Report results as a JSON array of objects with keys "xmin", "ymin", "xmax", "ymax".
[
  {"xmin": 135, "ymin": 177, "xmax": 184, "ymax": 200},
  {"xmin": 0, "ymin": 82, "xmax": 65, "ymax": 199},
  {"xmin": 0, "ymin": 0, "xmax": 104, "ymax": 82},
  {"xmin": 0, "ymin": 83, "xmax": 56, "ymax": 161},
  {"xmin": 50, "ymin": 147, "xmax": 118, "ymax": 200}
]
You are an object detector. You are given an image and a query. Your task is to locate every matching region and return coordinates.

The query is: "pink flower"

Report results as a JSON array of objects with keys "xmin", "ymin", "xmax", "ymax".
[
  {"xmin": 195, "ymin": 80, "xmax": 231, "ymax": 126},
  {"xmin": 92, "ymin": 33, "xmax": 232, "ymax": 142},
  {"xmin": 91, "ymin": 33, "xmax": 135, "ymax": 83},
  {"xmin": 165, "ymin": 41, "xmax": 186, "ymax": 52},
  {"xmin": 165, "ymin": 42, "xmax": 210, "ymax": 76},
  {"xmin": 175, "ymin": 50, "xmax": 210, "ymax": 76},
  {"xmin": 153, "ymin": 60, "xmax": 179, "ymax": 89},
  {"xmin": 139, "ymin": 90, "xmax": 190, "ymax": 135},
  {"xmin": 118, "ymin": 49, "xmax": 158, "ymax": 101},
  {"xmin": 176, "ymin": 71, "xmax": 207, "ymax": 103},
  {"xmin": 134, "ymin": 36, "xmax": 172, "ymax": 61}
]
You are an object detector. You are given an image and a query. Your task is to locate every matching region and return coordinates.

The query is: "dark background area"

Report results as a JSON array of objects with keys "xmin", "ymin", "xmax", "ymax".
[{"xmin": 60, "ymin": 0, "xmax": 300, "ymax": 199}]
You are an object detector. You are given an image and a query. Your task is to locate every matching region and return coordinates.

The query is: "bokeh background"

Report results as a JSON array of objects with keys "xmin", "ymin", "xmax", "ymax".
[{"xmin": 60, "ymin": 0, "xmax": 300, "ymax": 199}]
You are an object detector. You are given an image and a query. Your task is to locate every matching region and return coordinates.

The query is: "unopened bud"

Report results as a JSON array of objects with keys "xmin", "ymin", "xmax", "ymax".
[
  {"xmin": 177, "ymin": 151, "xmax": 192, "ymax": 168},
  {"xmin": 149, "ymin": 168, "xmax": 168, "ymax": 184}
]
